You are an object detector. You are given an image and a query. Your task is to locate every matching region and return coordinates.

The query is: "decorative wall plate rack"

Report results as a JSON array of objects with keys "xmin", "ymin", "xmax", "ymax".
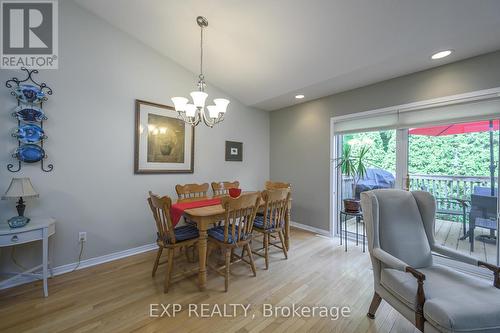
[{"xmin": 6, "ymin": 67, "xmax": 54, "ymax": 172}]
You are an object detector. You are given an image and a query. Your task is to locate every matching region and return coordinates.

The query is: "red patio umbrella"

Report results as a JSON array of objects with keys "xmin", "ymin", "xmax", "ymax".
[
  {"xmin": 409, "ymin": 120, "xmax": 499, "ymax": 196},
  {"xmin": 409, "ymin": 120, "xmax": 499, "ymax": 136}
]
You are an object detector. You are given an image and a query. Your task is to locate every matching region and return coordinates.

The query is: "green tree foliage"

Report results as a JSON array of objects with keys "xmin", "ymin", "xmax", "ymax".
[{"xmin": 343, "ymin": 130, "xmax": 499, "ymax": 177}]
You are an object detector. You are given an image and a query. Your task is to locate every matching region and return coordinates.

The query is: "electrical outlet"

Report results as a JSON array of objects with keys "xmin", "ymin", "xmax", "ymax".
[{"xmin": 79, "ymin": 232, "xmax": 87, "ymax": 243}]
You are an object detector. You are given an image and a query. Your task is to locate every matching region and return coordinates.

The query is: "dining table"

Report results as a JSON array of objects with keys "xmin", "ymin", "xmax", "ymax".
[{"xmin": 178, "ymin": 193, "xmax": 291, "ymax": 291}]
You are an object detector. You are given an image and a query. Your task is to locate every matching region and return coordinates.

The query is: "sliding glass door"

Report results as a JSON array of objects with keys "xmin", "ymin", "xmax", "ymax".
[
  {"xmin": 408, "ymin": 120, "xmax": 499, "ymax": 265},
  {"xmin": 337, "ymin": 130, "xmax": 397, "ymax": 240},
  {"xmin": 333, "ymin": 118, "xmax": 500, "ymax": 266}
]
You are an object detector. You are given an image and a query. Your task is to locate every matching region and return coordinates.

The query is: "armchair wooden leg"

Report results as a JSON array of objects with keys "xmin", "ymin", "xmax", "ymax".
[
  {"xmin": 164, "ymin": 248, "xmax": 174, "ymax": 293},
  {"xmin": 224, "ymin": 249, "xmax": 231, "ymax": 292},
  {"xmin": 367, "ymin": 292, "xmax": 382, "ymax": 319},
  {"xmin": 152, "ymin": 247, "xmax": 163, "ymax": 277}
]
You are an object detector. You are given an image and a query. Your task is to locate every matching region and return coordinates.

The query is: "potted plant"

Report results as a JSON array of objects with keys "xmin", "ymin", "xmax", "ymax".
[{"xmin": 335, "ymin": 144, "xmax": 370, "ymax": 212}]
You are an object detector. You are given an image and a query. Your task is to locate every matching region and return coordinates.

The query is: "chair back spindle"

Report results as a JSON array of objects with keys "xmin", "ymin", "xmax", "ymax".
[
  {"xmin": 261, "ymin": 189, "xmax": 290, "ymax": 230},
  {"xmin": 175, "ymin": 183, "xmax": 209, "ymax": 201},
  {"xmin": 148, "ymin": 191, "xmax": 176, "ymax": 245},
  {"xmin": 221, "ymin": 192, "xmax": 260, "ymax": 244},
  {"xmin": 211, "ymin": 181, "xmax": 240, "ymax": 196}
]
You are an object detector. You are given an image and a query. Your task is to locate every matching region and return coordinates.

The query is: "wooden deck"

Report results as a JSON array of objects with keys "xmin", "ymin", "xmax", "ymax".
[{"xmin": 342, "ymin": 218, "xmax": 498, "ymax": 263}]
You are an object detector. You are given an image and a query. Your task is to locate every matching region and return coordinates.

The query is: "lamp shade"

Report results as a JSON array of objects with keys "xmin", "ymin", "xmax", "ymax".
[
  {"xmin": 185, "ymin": 104, "xmax": 197, "ymax": 118},
  {"xmin": 207, "ymin": 105, "xmax": 219, "ymax": 119},
  {"xmin": 2, "ymin": 178, "xmax": 39, "ymax": 200},
  {"xmin": 171, "ymin": 97, "xmax": 188, "ymax": 112},
  {"xmin": 190, "ymin": 91, "xmax": 208, "ymax": 108},
  {"xmin": 214, "ymin": 98, "xmax": 230, "ymax": 113}
]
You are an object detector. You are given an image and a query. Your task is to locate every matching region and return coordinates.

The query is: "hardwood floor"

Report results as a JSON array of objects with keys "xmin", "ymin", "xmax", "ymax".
[{"xmin": 0, "ymin": 229, "xmax": 418, "ymax": 333}]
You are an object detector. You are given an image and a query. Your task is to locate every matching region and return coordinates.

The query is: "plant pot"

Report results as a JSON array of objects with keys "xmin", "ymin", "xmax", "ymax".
[{"xmin": 343, "ymin": 198, "xmax": 361, "ymax": 213}]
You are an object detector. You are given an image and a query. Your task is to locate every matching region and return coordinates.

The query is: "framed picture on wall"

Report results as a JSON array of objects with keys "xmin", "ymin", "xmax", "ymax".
[
  {"xmin": 134, "ymin": 99, "xmax": 194, "ymax": 174},
  {"xmin": 225, "ymin": 141, "xmax": 243, "ymax": 161}
]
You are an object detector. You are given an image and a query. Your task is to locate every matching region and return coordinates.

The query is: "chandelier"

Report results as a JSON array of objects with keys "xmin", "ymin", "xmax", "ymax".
[{"xmin": 171, "ymin": 16, "xmax": 229, "ymax": 128}]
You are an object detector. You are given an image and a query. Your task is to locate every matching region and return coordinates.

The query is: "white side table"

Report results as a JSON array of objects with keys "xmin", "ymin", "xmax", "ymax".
[{"xmin": 0, "ymin": 217, "xmax": 55, "ymax": 297}]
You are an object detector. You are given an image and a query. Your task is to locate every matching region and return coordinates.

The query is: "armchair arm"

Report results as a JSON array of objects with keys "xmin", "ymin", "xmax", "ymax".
[
  {"xmin": 372, "ymin": 248, "xmax": 408, "ymax": 271},
  {"xmin": 371, "ymin": 247, "xmax": 426, "ymax": 330},
  {"xmin": 431, "ymin": 244, "xmax": 478, "ymax": 266},
  {"xmin": 405, "ymin": 266, "xmax": 426, "ymax": 281},
  {"xmin": 433, "ymin": 244, "xmax": 499, "ymax": 288},
  {"xmin": 478, "ymin": 261, "xmax": 500, "ymax": 288},
  {"xmin": 405, "ymin": 266, "xmax": 426, "ymax": 331}
]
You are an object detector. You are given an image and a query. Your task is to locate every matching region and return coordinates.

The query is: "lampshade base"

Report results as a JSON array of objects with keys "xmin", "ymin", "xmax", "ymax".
[{"xmin": 7, "ymin": 216, "xmax": 30, "ymax": 228}]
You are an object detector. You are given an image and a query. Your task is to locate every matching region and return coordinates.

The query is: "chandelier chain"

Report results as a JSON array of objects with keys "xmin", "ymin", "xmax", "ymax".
[
  {"xmin": 171, "ymin": 16, "xmax": 228, "ymax": 128},
  {"xmin": 199, "ymin": 24, "xmax": 204, "ymax": 81}
]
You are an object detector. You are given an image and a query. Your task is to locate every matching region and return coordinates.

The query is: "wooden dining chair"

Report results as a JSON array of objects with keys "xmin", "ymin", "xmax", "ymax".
[
  {"xmin": 147, "ymin": 191, "xmax": 199, "ymax": 293},
  {"xmin": 175, "ymin": 183, "xmax": 210, "ymax": 202},
  {"xmin": 207, "ymin": 192, "xmax": 260, "ymax": 291},
  {"xmin": 265, "ymin": 181, "xmax": 291, "ymax": 190},
  {"xmin": 211, "ymin": 181, "xmax": 240, "ymax": 196},
  {"xmin": 252, "ymin": 189, "xmax": 291, "ymax": 269}
]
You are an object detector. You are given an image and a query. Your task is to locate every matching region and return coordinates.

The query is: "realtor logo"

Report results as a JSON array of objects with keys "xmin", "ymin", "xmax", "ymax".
[{"xmin": 1, "ymin": 0, "xmax": 58, "ymax": 69}]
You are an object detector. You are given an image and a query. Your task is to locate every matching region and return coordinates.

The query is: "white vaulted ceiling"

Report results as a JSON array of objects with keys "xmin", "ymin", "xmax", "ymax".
[{"xmin": 75, "ymin": 0, "xmax": 500, "ymax": 110}]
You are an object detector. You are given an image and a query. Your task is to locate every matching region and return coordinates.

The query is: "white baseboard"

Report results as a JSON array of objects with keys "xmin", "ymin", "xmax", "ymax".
[
  {"xmin": 2, "ymin": 223, "xmax": 333, "ymax": 291},
  {"xmin": 290, "ymin": 221, "xmax": 332, "ymax": 237},
  {"xmin": 0, "ymin": 242, "xmax": 158, "ymax": 291}
]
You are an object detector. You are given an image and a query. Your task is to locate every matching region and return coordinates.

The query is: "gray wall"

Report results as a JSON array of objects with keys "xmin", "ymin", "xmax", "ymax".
[
  {"xmin": 0, "ymin": 1, "xmax": 269, "ymax": 270},
  {"xmin": 270, "ymin": 51, "xmax": 500, "ymax": 232}
]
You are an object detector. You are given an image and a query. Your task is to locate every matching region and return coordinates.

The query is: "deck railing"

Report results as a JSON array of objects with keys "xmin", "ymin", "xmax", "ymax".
[
  {"xmin": 341, "ymin": 174, "xmax": 496, "ymax": 221},
  {"xmin": 342, "ymin": 174, "xmax": 494, "ymax": 199},
  {"xmin": 409, "ymin": 174, "xmax": 494, "ymax": 200}
]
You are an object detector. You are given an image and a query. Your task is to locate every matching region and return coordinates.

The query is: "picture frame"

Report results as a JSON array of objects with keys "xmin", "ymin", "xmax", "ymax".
[
  {"xmin": 225, "ymin": 141, "xmax": 243, "ymax": 161},
  {"xmin": 134, "ymin": 99, "xmax": 194, "ymax": 174}
]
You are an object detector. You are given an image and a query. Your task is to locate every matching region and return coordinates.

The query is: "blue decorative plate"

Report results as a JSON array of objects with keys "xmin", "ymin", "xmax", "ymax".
[
  {"xmin": 13, "ymin": 124, "xmax": 46, "ymax": 144},
  {"xmin": 14, "ymin": 144, "xmax": 46, "ymax": 163},
  {"xmin": 14, "ymin": 84, "xmax": 45, "ymax": 104},
  {"xmin": 12, "ymin": 106, "xmax": 47, "ymax": 122}
]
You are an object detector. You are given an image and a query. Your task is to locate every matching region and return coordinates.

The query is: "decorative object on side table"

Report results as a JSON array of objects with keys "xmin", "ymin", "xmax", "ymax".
[
  {"xmin": 6, "ymin": 67, "xmax": 54, "ymax": 172},
  {"xmin": 135, "ymin": 100, "xmax": 195, "ymax": 174},
  {"xmin": 2, "ymin": 178, "xmax": 39, "ymax": 228},
  {"xmin": 225, "ymin": 141, "xmax": 243, "ymax": 162}
]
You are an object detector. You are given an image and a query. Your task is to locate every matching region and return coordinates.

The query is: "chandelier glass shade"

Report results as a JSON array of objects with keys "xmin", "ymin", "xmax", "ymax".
[{"xmin": 171, "ymin": 16, "xmax": 229, "ymax": 128}]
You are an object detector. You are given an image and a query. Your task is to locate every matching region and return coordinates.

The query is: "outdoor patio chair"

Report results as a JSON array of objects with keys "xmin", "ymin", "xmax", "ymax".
[
  {"xmin": 469, "ymin": 194, "xmax": 497, "ymax": 252},
  {"xmin": 434, "ymin": 197, "xmax": 469, "ymax": 240},
  {"xmin": 361, "ymin": 189, "xmax": 500, "ymax": 332}
]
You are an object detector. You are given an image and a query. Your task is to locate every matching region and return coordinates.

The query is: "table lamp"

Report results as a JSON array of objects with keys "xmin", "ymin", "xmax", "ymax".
[{"xmin": 2, "ymin": 177, "xmax": 39, "ymax": 228}]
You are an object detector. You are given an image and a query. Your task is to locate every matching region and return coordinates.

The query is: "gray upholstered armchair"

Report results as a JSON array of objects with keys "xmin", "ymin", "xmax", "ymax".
[{"xmin": 361, "ymin": 189, "xmax": 500, "ymax": 333}]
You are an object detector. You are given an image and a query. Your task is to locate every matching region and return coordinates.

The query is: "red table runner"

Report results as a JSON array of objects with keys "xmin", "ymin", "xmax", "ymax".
[{"xmin": 170, "ymin": 198, "xmax": 222, "ymax": 226}]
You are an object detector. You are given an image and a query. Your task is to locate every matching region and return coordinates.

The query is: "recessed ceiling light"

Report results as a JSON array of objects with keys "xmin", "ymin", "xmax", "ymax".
[
  {"xmin": 431, "ymin": 50, "xmax": 453, "ymax": 60},
  {"xmin": 295, "ymin": 94, "xmax": 305, "ymax": 99}
]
